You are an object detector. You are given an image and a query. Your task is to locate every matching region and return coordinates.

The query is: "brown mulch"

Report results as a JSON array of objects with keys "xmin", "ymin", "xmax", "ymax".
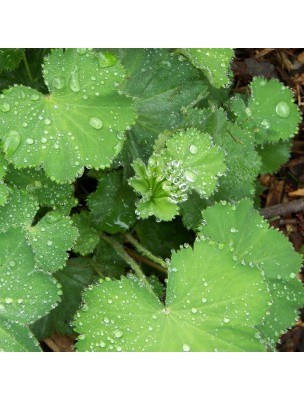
[{"xmin": 233, "ymin": 49, "xmax": 304, "ymax": 351}]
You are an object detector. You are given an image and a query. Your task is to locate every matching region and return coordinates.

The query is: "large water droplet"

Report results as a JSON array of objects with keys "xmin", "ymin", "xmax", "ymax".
[
  {"xmin": 183, "ymin": 344, "xmax": 190, "ymax": 352},
  {"xmin": 1, "ymin": 102, "xmax": 10, "ymax": 112},
  {"xmin": 53, "ymin": 76, "xmax": 65, "ymax": 90},
  {"xmin": 77, "ymin": 48, "xmax": 87, "ymax": 55},
  {"xmin": 185, "ymin": 170, "xmax": 197, "ymax": 183},
  {"xmin": 113, "ymin": 329, "xmax": 123, "ymax": 338},
  {"xmin": 275, "ymin": 101, "xmax": 290, "ymax": 118},
  {"xmin": 97, "ymin": 52, "xmax": 117, "ymax": 68},
  {"xmin": 69, "ymin": 67, "xmax": 80, "ymax": 92},
  {"xmin": 2, "ymin": 130, "xmax": 21, "ymax": 157},
  {"xmin": 189, "ymin": 144, "xmax": 198, "ymax": 154},
  {"xmin": 89, "ymin": 116, "xmax": 103, "ymax": 130},
  {"xmin": 26, "ymin": 138, "xmax": 34, "ymax": 145},
  {"xmin": 31, "ymin": 94, "xmax": 40, "ymax": 101}
]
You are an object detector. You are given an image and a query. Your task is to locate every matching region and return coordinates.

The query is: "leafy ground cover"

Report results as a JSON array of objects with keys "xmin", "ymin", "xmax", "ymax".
[{"xmin": 0, "ymin": 48, "xmax": 303, "ymax": 352}]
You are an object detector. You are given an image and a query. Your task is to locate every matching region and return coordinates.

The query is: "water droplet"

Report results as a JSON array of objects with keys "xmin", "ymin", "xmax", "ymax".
[
  {"xmin": 275, "ymin": 101, "xmax": 290, "ymax": 118},
  {"xmin": 52, "ymin": 76, "xmax": 65, "ymax": 90},
  {"xmin": 97, "ymin": 52, "xmax": 117, "ymax": 68},
  {"xmin": 31, "ymin": 94, "xmax": 39, "ymax": 101},
  {"xmin": 185, "ymin": 170, "xmax": 197, "ymax": 183},
  {"xmin": 47, "ymin": 240, "xmax": 53, "ymax": 246},
  {"xmin": 1, "ymin": 102, "xmax": 10, "ymax": 112},
  {"xmin": 201, "ymin": 298, "xmax": 207, "ymax": 303},
  {"xmin": 223, "ymin": 317, "xmax": 230, "ymax": 323},
  {"xmin": 69, "ymin": 67, "xmax": 80, "ymax": 92},
  {"xmin": 259, "ymin": 79, "xmax": 267, "ymax": 87},
  {"xmin": 183, "ymin": 344, "xmax": 190, "ymax": 352},
  {"xmin": 5, "ymin": 298, "xmax": 13, "ymax": 304},
  {"xmin": 189, "ymin": 144, "xmax": 198, "ymax": 154},
  {"xmin": 78, "ymin": 334, "xmax": 86, "ymax": 340},
  {"xmin": 41, "ymin": 137, "xmax": 47, "ymax": 144},
  {"xmin": 245, "ymin": 107, "xmax": 252, "ymax": 116},
  {"xmin": 261, "ymin": 119, "xmax": 270, "ymax": 129},
  {"xmin": 26, "ymin": 138, "xmax": 34, "ymax": 145},
  {"xmin": 2, "ymin": 130, "xmax": 21, "ymax": 157},
  {"xmin": 230, "ymin": 228, "xmax": 238, "ymax": 233},
  {"xmin": 89, "ymin": 116, "xmax": 103, "ymax": 130},
  {"xmin": 113, "ymin": 329, "xmax": 123, "ymax": 338},
  {"xmin": 191, "ymin": 308, "xmax": 198, "ymax": 314},
  {"xmin": 99, "ymin": 341, "xmax": 106, "ymax": 348},
  {"xmin": 77, "ymin": 48, "xmax": 87, "ymax": 55},
  {"xmin": 44, "ymin": 118, "xmax": 51, "ymax": 125}
]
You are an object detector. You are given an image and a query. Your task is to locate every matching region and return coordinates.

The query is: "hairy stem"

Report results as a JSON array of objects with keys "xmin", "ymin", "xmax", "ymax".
[
  {"xmin": 22, "ymin": 52, "xmax": 33, "ymax": 82},
  {"xmin": 101, "ymin": 233, "xmax": 156, "ymax": 297},
  {"xmin": 125, "ymin": 232, "xmax": 168, "ymax": 270}
]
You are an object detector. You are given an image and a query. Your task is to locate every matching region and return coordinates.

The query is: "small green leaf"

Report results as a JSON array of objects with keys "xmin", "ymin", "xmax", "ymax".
[
  {"xmin": 27, "ymin": 211, "xmax": 78, "ymax": 273},
  {"xmin": 247, "ymin": 77, "xmax": 301, "ymax": 144},
  {"xmin": 181, "ymin": 48, "xmax": 234, "ymax": 88},
  {"xmin": 71, "ymin": 211, "xmax": 100, "ymax": 256},
  {"xmin": 257, "ymin": 140, "xmax": 292, "ymax": 174},
  {"xmin": 0, "ymin": 316, "xmax": 41, "ymax": 352},
  {"xmin": 0, "ymin": 49, "xmax": 137, "ymax": 182},
  {"xmin": 88, "ymin": 169, "xmax": 137, "ymax": 234},
  {"xmin": 75, "ymin": 239, "xmax": 270, "ymax": 352},
  {"xmin": 162, "ymin": 128, "xmax": 226, "ymax": 198}
]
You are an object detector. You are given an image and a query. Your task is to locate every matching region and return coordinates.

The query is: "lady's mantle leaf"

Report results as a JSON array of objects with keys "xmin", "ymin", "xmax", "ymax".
[
  {"xmin": 0, "ymin": 49, "xmax": 137, "ymax": 182},
  {"xmin": 200, "ymin": 199, "xmax": 304, "ymax": 346},
  {"xmin": 75, "ymin": 239, "xmax": 270, "ymax": 352}
]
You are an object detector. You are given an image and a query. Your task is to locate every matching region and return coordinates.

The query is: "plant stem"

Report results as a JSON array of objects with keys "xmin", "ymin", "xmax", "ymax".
[
  {"xmin": 101, "ymin": 233, "xmax": 156, "ymax": 297},
  {"xmin": 125, "ymin": 233, "xmax": 168, "ymax": 270},
  {"xmin": 22, "ymin": 52, "xmax": 33, "ymax": 82}
]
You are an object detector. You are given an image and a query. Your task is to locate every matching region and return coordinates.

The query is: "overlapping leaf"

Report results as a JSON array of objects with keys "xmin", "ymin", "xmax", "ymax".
[
  {"xmin": 200, "ymin": 199, "xmax": 304, "ymax": 346},
  {"xmin": 0, "ymin": 49, "xmax": 137, "ymax": 182},
  {"xmin": 75, "ymin": 237, "xmax": 270, "ymax": 352},
  {"xmin": 181, "ymin": 48, "xmax": 234, "ymax": 88},
  {"xmin": 0, "ymin": 316, "xmax": 40, "ymax": 352},
  {"xmin": 0, "ymin": 49, "xmax": 24, "ymax": 73}
]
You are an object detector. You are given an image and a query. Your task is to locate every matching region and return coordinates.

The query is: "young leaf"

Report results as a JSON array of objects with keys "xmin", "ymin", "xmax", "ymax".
[
  {"xmin": 181, "ymin": 48, "xmax": 234, "ymax": 88},
  {"xmin": 75, "ymin": 239, "xmax": 270, "ymax": 352},
  {"xmin": 0, "ymin": 49, "xmax": 137, "ymax": 182},
  {"xmin": 200, "ymin": 199, "xmax": 304, "ymax": 346},
  {"xmin": 88, "ymin": 169, "xmax": 137, "ymax": 234}
]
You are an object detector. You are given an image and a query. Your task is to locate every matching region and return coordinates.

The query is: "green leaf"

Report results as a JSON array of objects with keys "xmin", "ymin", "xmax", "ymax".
[
  {"xmin": 71, "ymin": 211, "xmax": 100, "ymax": 256},
  {"xmin": 88, "ymin": 169, "xmax": 137, "ymax": 234},
  {"xmin": 162, "ymin": 128, "xmax": 226, "ymax": 198},
  {"xmin": 246, "ymin": 78, "xmax": 301, "ymax": 144},
  {"xmin": 0, "ymin": 154, "xmax": 9, "ymax": 206},
  {"xmin": 200, "ymin": 199, "xmax": 304, "ymax": 346},
  {"xmin": 257, "ymin": 140, "xmax": 292, "ymax": 174},
  {"xmin": 181, "ymin": 48, "xmax": 234, "ymax": 88},
  {"xmin": 0, "ymin": 49, "xmax": 137, "ymax": 182},
  {"xmin": 27, "ymin": 211, "xmax": 78, "ymax": 273},
  {"xmin": 5, "ymin": 165, "xmax": 75, "ymax": 209},
  {"xmin": 0, "ymin": 316, "xmax": 41, "ymax": 352},
  {"xmin": 0, "ymin": 226, "xmax": 60, "ymax": 325},
  {"xmin": 0, "ymin": 49, "xmax": 24, "ymax": 73},
  {"xmin": 75, "ymin": 239, "xmax": 270, "ymax": 352},
  {"xmin": 31, "ymin": 262, "xmax": 95, "ymax": 340},
  {"xmin": 179, "ymin": 191, "xmax": 209, "ymax": 230}
]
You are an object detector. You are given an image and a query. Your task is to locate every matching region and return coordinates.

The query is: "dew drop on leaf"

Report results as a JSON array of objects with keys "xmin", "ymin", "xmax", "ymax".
[
  {"xmin": 5, "ymin": 298, "xmax": 13, "ymax": 304},
  {"xmin": 44, "ymin": 118, "xmax": 51, "ymax": 125},
  {"xmin": 275, "ymin": 101, "xmax": 290, "ymax": 118},
  {"xmin": 185, "ymin": 170, "xmax": 198, "ymax": 183},
  {"xmin": 183, "ymin": 344, "xmax": 190, "ymax": 352},
  {"xmin": 1, "ymin": 102, "xmax": 10, "ymax": 112},
  {"xmin": 47, "ymin": 240, "xmax": 53, "ymax": 246},
  {"xmin": 113, "ymin": 329, "xmax": 123, "ymax": 338},
  {"xmin": 89, "ymin": 116, "xmax": 103, "ymax": 130},
  {"xmin": 2, "ymin": 130, "xmax": 21, "ymax": 157},
  {"xmin": 261, "ymin": 119, "xmax": 270, "ymax": 129},
  {"xmin": 69, "ymin": 67, "xmax": 80, "ymax": 92},
  {"xmin": 26, "ymin": 138, "xmax": 34, "ymax": 145},
  {"xmin": 189, "ymin": 144, "xmax": 198, "ymax": 154},
  {"xmin": 53, "ymin": 76, "xmax": 65, "ymax": 90},
  {"xmin": 223, "ymin": 317, "xmax": 230, "ymax": 323},
  {"xmin": 77, "ymin": 48, "xmax": 87, "ymax": 55},
  {"xmin": 97, "ymin": 52, "xmax": 117, "ymax": 68},
  {"xmin": 30, "ymin": 94, "xmax": 40, "ymax": 101}
]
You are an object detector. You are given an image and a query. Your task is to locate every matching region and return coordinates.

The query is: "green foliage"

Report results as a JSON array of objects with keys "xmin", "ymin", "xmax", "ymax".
[{"xmin": 0, "ymin": 48, "xmax": 303, "ymax": 352}]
